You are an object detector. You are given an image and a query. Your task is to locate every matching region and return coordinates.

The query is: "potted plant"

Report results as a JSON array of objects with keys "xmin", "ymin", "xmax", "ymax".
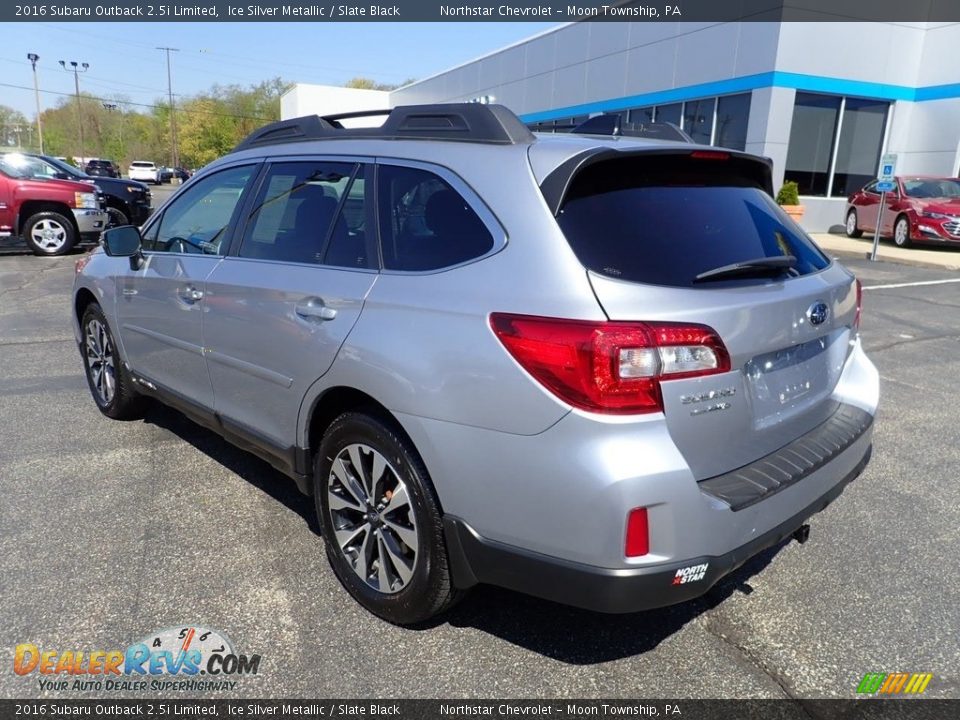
[{"xmin": 776, "ymin": 181, "xmax": 805, "ymax": 221}]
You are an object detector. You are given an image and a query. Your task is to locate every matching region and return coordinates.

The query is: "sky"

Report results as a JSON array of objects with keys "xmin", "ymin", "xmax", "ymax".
[{"xmin": 0, "ymin": 22, "xmax": 561, "ymax": 118}]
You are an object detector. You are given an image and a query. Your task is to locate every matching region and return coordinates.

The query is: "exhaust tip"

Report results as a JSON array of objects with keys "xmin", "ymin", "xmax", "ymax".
[{"xmin": 793, "ymin": 524, "xmax": 811, "ymax": 544}]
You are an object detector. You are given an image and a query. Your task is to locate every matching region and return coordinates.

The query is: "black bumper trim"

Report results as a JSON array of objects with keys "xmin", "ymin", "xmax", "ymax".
[
  {"xmin": 443, "ymin": 444, "xmax": 871, "ymax": 614},
  {"xmin": 698, "ymin": 403, "xmax": 873, "ymax": 511}
]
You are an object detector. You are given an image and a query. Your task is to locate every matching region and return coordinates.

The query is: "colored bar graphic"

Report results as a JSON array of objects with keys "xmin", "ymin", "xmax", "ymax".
[{"xmin": 857, "ymin": 672, "xmax": 932, "ymax": 694}]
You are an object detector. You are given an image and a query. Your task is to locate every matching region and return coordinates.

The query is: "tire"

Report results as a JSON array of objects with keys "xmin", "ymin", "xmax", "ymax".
[
  {"xmin": 106, "ymin": 206, "xmax": 129, "ymax": 228},
  {"xmin": 845, "ymin": 209, "xmax": 863, "ymax": 238},
  {"xmin": 23, "ymin": 211, "xmax": 77, "ymax": 256},
  {"xmin": 315, "ymin": 411, "xmax": 461, "ymax": 625},
  {"xmin": 894, "ymin": 216, "xmax": 912, "ymax": 247},
  {"xmin": 80, "ymin": 303, "xmax": 146, "ymax": 420}
]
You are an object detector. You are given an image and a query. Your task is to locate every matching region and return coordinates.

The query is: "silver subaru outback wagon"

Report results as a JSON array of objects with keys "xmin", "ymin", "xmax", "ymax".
[{"xmin": 73, "ymin": 104, "xmax": 879, "ymax": 625}]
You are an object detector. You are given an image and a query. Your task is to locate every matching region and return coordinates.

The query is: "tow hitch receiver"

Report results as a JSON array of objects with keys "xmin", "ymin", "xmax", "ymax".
[{"xmin": 793, "ymin": 524, "xmax": 811, "ymax": 544}]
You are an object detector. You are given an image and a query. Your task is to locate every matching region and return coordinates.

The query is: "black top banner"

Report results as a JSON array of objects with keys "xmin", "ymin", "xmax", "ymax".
[{"xmin": 4, "ymin": 0, "xmax": 960, "ymax": 22}]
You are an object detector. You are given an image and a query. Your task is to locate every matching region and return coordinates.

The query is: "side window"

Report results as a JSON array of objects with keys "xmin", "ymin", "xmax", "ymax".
[
  {"xmin": 377, "ymin": 165, "xmax": 494, "ymax": 272},
  {"xmin": 323, "ymin": 165, "xmax": 375, "ymax": 269},
  {"xmin": 863, "ymin": 181, "xmax": 879, "ymax": 195},
  {"xmin": 144, "ymin": 165, "xmax": 255, "ymax": 254},
  {"xmin": 238, "ymin": 161, "xmax": 355, "ymax": 265}
]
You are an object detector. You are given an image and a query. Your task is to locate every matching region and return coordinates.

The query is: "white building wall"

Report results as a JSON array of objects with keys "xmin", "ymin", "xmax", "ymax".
[
  {"xmin": 280, "ymin": 85, "xmax": 389, "ymax": 122},
  {"xmin": 390, "ymin": 22, "xmax": 782, "ymax": 117}
]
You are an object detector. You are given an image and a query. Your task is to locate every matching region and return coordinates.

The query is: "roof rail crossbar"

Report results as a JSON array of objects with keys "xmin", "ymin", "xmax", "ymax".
[
  {"xmin": 233, "ymin": 103, "xmax": 535, "ymax": 152},
  {"xmin": 572, "ymin": 114, "xmax": 695, "ymax": 143}
]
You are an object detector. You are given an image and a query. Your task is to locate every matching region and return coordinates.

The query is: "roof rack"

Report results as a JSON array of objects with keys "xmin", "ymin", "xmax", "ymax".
[
  {"xmin": 233, "ymin": 103, "xmax": 535, "ymax": 152},
  {"xmin": 571, "ymin": 114, "xmax": 694, "ymax": 143}
]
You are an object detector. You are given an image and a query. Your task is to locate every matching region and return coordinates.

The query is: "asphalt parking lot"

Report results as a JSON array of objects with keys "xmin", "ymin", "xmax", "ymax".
[{"xmin": 0, "ymin": 249, "xmax": 958, "ymax": 700}]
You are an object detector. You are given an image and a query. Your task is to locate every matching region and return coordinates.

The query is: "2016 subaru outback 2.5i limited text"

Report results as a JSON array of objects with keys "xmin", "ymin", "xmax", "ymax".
[{"xmin": 73, "ymin": 104, "xmax": 879, "ymax": 625}]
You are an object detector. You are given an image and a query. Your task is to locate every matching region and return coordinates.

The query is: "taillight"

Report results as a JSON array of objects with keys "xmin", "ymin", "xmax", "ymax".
[
  {"xmin": 625, "ymin": 508, "xmax": 649, "ymax": 557},
  {"xmin": 489, "ymin": 314, "xmax": 730, "ymax": 415},
  {"xmin": 854, "ymin": 278, "xmax": 863, "ymax": 331}
]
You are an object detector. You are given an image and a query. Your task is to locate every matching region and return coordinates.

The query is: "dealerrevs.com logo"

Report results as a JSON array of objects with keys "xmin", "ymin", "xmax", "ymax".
[{"xmin": 13, "ymin": 626, "xmax": 262, "ymax": 692}]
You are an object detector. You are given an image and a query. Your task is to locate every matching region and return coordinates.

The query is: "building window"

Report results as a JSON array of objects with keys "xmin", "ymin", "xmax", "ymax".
[
  {"xmin": 831, "ymin": 99, "xmax": 890, "ymax": 197},
  {"xmin": 785, "ymin": 92, "xmax": 890, "ymax": 198},
  {"xmin": 715, "ymin": 93, "xmax": 751, "ymax": 151},
  {"xmin": 527, "ymin": 93, "xmax": 752, "ymax": 150},
  {"xmin": 683, "ymin": 98, "xmax": 715, "ymax": 145},
  {"xmin": 655, "ymin": 103, "xmax": 682, "ymax": 127}
]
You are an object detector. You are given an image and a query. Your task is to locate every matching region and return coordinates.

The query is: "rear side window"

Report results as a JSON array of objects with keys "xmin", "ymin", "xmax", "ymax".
[
  {"xmin": 556, "ymin": 155, "xmax": 829, "ymax": 287},
  {"xmin": 378, "ymin": 165, "xmax": 494, "ymax": 271},
  {"xmin": 238, "ymin": 161, "xmax": 358, "ymax": 265}
]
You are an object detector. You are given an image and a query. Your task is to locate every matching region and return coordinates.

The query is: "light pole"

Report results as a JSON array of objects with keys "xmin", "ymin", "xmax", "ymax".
[
  {"xmin": 102, "ymin": 102, "xmax": 124, "ymax": 161},
  {"xmin": 156, "ymin": 47, "xmax": 180, "ymax": 170},
  {"xmin": 58, "ymin": 59, "xmax": 89, "ymax": 164},
  {"xmin": 26, "ymin": 53, "xmax": 43, "ymax": 153}
]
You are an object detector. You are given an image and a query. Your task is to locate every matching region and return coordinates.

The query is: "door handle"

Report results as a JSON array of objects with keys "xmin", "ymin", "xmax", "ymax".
[
  {"xmin": 177, "ymin": 285, "xmax": 204, "ymax": 303},
  {"xmin": 295, "ymin": 298, "xmax": 337, "ymax": 322}
]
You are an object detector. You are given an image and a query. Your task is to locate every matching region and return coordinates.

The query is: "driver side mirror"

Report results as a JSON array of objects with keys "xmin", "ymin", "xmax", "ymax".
[
  {"xmin": 54, "ymin": 172, "xmax": 70, "ymax": 180},
  {"xmin": 102, "ymin": 225, "xmax": 143, "ymax": 270}
]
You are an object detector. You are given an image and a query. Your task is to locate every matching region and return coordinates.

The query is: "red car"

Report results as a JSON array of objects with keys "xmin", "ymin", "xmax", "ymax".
[{"xmin": 845, "ymin": 176, "xmax": 960, "ymax": 247}]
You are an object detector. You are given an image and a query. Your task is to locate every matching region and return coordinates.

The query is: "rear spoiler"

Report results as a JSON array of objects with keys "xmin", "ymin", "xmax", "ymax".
[{"xmin": 539, "ymin": 147, "xmax": 775, "ymax": 216}]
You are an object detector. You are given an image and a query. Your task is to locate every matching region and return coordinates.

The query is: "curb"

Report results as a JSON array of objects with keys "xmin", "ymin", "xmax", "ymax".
[{"xmin": 813, "ymin": 235, "xmax": 960, "ymax": 272}]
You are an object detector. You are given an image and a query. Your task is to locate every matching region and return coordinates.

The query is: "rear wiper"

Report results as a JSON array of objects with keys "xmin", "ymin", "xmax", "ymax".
[{"xmin": 693, "ymin": 255, "xmax": 797, "ymax": 283}]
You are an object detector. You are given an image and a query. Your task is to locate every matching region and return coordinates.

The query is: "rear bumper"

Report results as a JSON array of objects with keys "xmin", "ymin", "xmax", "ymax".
[{"xmin": 445, "ymin": 444, "xmax": 871, "ymax": 614}]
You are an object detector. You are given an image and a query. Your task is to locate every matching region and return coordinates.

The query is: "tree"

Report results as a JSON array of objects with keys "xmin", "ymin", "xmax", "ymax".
[
  {"xmin": 344, "ymin": 77, "xmax": 406, "ymax": 91},
  {"xmin": 0, "ymin": 105, "xmax": 30, "ymax": 149}
]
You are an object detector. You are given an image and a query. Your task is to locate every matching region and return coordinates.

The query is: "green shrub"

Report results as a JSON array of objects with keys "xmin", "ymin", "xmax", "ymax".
[{"xmin": 776, "ymin": 181, "xmax": 800, "ymax": 206}]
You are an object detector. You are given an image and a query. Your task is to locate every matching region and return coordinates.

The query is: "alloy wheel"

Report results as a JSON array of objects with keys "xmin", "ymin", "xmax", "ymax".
[
  {"xmin": 85, "ymin": 318, "xmax": 116, "ymax": 405},
  {"xmin": 31, "ymin": 219, "xmax": 67, "ymax": 252},
  {"xmin": 846, "ymin": 212, "xmax": 857, "ymax": 235},
  {"xmin": 326, "ymin": 443, "xmax": 418, "ymax": 594},
  {"xmin": 895, "ymin": 219, "xmax": 909, "ymax": 246}
]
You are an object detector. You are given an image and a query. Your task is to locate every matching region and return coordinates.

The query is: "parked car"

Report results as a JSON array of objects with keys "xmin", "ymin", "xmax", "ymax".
[
  {"xmin": 845, "ymin": 176, "xmax": 960, "ymax": 247},
  {"xmin": 85, "ymin": 159, "xmax": 120, "ymax": 178},
  {"xmin": 159, "ymin": 167, "xmax": 174, "ymax": 184},
  {"xmin": 128, "ymin": 161, "xmax": 161, "ymax": 185},
  {"xmin": 0, "ymin": 152, "xmax": 108, "ymax": 255},
  {"xmin": 15, "ymin": 153, "xmax": 153, "ymax": 228},
  {"xmin": 73, "ymin": 104, "xmax": 878, "ymax": 624}
]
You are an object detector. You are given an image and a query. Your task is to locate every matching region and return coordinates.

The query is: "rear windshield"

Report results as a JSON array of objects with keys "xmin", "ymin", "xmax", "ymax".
[
  {"xmin": 131, "ymin": 162, "xmax": 153, "ymax": 168},
  {"xmin": 556, "ymin": 155, "xmax": 829, "ymax": 287}
]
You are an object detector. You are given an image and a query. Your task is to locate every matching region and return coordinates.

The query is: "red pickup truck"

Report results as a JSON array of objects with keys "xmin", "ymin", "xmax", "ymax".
[{"xmin": 0, "ymin": 153, "xmax": 108, "ymax": 256}]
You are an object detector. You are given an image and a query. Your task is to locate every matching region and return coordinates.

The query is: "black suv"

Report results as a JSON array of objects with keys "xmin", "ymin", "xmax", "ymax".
[
  {"xmin": 37, "ymin": 155, "xmax": 151, "ymax": 226},
  {"xmin": 84, "ymin": 159, "xmax": 120, "ymax": 178}
]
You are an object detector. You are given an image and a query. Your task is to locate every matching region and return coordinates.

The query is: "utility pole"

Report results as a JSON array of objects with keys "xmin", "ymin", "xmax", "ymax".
[
  {"xmin": 26, "ymin": 53, "xmax": 43, "ymax": 153},
  {"xmin": 59, "ymin": 59, "xmax": 89, "ymax": 164},
  {"xmin": 102, "ymin": 102, "xmax": 124, "ymax": 161},
  {"xmin": 157, "ymin": 47, "xmax": 180, "ymax": 169}
]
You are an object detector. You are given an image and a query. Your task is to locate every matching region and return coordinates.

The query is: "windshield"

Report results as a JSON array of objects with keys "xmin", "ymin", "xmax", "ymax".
[
  {"xmin": 902, "ymin": 178, "xmax": 960, "ymax": 199},
  {"xmin": 42, "ymin": 156, "xmax": 86, "ymax": 179},
  {"xmin": 0, "ymin": 153, "xmax": 73, "ymax": 180}
]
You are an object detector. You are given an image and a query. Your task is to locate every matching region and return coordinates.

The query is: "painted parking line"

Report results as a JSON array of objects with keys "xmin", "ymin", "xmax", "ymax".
[{"xmin": 863, "ymin": 278, "xmax": 960, "ymax": 290}]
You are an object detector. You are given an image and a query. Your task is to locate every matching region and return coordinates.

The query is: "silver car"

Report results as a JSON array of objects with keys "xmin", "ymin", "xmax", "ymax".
[{"xmin": 73, "ymin": 104, "xmax": 879, "ymax": 625}]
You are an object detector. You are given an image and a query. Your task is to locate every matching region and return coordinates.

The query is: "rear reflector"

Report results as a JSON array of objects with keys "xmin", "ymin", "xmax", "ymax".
[
  {"xmin": 490, "ymin": 314, "xmax": 730, "ymax": 415},
  {"xmin": 625, "ymin": 508, "xmax": 649, "ymax": 557}
]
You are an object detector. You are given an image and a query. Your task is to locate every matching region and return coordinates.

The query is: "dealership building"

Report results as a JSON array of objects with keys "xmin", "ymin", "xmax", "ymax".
[{"xmin": 281, "ymin": 21, "xmax": 960, "ymax": 231}]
